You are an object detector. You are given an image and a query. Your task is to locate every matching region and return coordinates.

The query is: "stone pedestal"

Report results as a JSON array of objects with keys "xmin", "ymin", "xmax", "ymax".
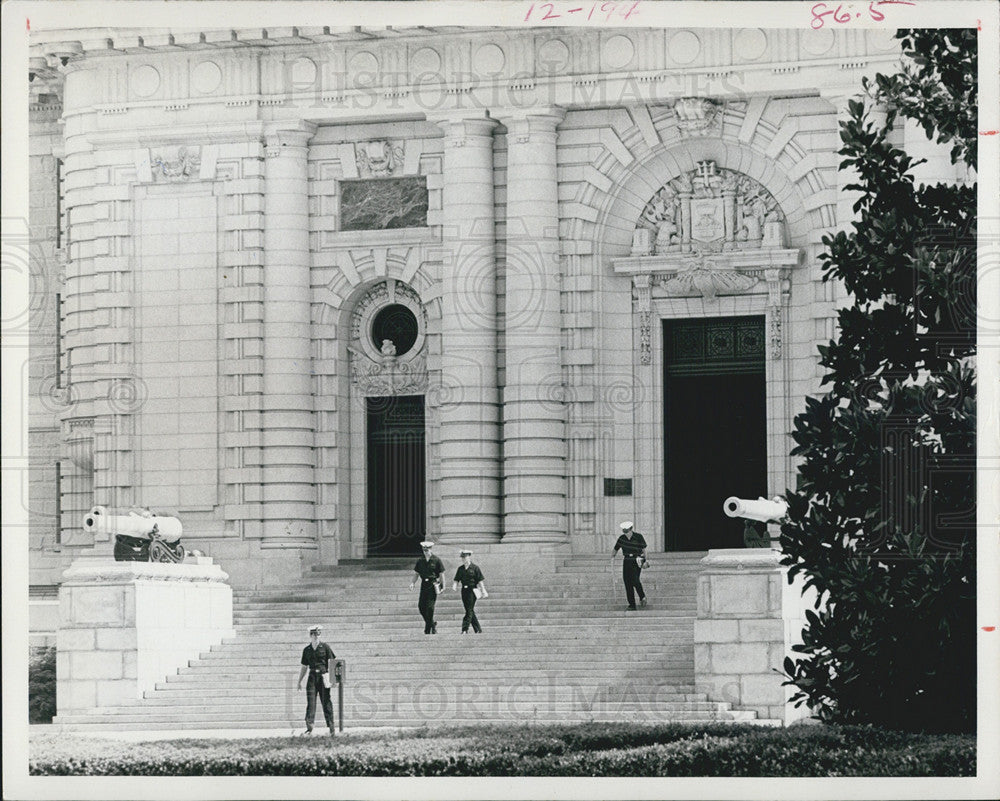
[
  {"xmin": 693, "ymin": 548, "xmax": 814, "ymax": 724},
  {"xmin": 55, "ymin": 557, "xmax": 234, "ymax": 716}
]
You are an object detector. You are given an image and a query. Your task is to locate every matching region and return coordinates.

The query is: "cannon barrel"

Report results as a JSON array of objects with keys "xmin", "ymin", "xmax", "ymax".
[
  {"xmin": 723, "ymin": 496, "xmax": 788, "ymax": 523},
  {"xmin": 82, "ymin": 506, "xmax": 182, "ymax": 543}
]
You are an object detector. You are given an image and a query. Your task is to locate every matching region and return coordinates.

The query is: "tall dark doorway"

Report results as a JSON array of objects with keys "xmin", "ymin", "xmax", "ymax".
[
  {"xmin": 367, "ymin": 395, "xmax": 426, "ymax": 557},
  {"xmin": 663, "ymin": 317, "xmax": 767, "ymax": 551}
]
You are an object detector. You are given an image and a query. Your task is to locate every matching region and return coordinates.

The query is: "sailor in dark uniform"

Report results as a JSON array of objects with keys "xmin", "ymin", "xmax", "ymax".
[
  {"xmin": 452, "ymin": 549, "xmax": 487, "ymax": 634},
  {"xmin": 296, "ymin": 624, "xmax": 336, "ymax": 735},
  {"xmin": 612, "ymin": 521, "xmax": 648, "ymax": 611},
  {"xmin": 409, "ymin": 540, "xmax": 445, "ymax": 634}
]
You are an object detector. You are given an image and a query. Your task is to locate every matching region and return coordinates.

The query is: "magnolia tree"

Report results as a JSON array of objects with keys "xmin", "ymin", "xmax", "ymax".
[{"xmin": 780, "ymin": 29, "xmax": 977, "ymax": 733}]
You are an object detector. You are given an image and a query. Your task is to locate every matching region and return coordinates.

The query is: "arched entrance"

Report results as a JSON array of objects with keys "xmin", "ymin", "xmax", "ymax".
[{"xmin": 347, "ymin": 280, "xmax": 430, "ymax": 557}]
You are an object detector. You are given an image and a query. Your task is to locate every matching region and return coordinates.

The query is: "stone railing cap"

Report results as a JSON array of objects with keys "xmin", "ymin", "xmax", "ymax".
[
  {"xmin": 61, "ymin": 558, "xmax": 229, "ymax": 584},
  {"xmin": 700, "ymin": 547, "xmax": 783, "ymax": 569}
]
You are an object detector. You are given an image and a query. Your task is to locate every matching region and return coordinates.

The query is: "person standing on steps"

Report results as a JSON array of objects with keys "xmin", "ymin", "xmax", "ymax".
[
  {"xmin": 409, "ymin": 540, "xmax": 445, "ymax": 634},
  {"xmin": 452, "ymin": 549, "xmax": 487, "ymax": 634},
  {"xmin": 296, "ymin": 624, "xmax": 336, "ymax": 736},
  {"xmin": 612, "ymin": 521, "xmax": 648, "ymax": 611}
]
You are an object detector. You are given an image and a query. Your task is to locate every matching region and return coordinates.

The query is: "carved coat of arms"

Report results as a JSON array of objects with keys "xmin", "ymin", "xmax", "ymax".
[{"xmin": 633, "ymin": 160, "xmax": 786, "ymax": 256}]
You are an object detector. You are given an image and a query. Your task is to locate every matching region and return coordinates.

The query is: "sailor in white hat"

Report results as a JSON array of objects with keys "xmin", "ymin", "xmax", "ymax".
[
  {"xmin": 409, "ymin": 540, "xmax": 445, "ymax": 633},
  {"xmin": 452, "ymin": 549, "xmax": 487, "ymax": 633},
  {"xmin": 296, "ymin": 624, "xmax": 337, "ymax": 735},
  {"xmin": 612, "ymin": 521, "xmax": 648, "ymax": 610}
]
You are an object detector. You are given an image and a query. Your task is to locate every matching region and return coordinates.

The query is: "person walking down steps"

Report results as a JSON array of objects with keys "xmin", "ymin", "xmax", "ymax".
[
  {"xmin": 296, "ymin": 625, "xmax": 336, "ymax": 736},
  {"xmin": 612, "ymin": 521, "xmax": 648, "ymax": 611},
  {"xmin": 452, "ymin": 549, "xmax": 487, "ymax": 633},
  {"xmin": 410, "ymin": 540, "xmax": 445, "ymax": 634}
]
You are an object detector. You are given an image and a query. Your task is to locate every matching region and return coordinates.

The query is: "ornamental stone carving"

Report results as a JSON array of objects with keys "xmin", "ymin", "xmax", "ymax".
[
  {"xmin": 633, "ymin": 161, "xmax": 786, "ymax": 256},
  {"xmin": 349, "ymin": 279, "xmax": 428, "ymax": 394},
  {"xmin": 673, "ymin": 97, "xmax": 721, "ymax": 137},
  {"xmin": 658, "ymin": 252, "xmax": 760, "ymax": 300},
  {"xmin": 151, "ymin": 145, "xmax": 201, "ymax": 181},
  {"xmin": 350, "ymin": 349, "xmax": 428, "ymax": 395},
  {"xmin": 356, "ymin": 139, "xmax": 404, "ymax": 177}
]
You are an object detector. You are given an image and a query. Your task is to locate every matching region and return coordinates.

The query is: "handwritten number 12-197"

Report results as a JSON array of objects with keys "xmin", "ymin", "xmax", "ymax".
[{"xmin": 524, "ymin": 3, "xmax": 640, "ymax": 23}]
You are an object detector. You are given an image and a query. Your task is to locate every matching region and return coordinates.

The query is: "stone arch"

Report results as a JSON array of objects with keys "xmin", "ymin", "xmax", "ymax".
[{"xmin": 562, "ymin": 101, "xmax": 837, "ymax": 255}]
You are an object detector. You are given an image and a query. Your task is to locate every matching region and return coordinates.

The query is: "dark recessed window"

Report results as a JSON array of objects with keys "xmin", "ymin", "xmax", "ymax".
[
  {"xmin": 371, "ymin": 304, "xmax": 418, "ymax": 356},
  {"xmin": 340, "ymin": 177, "xmax": 428, "ymax": 231}
]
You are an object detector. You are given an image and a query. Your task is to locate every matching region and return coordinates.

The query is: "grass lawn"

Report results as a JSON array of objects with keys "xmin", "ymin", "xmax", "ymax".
[{"xmin": 30, "ymin": 722, "xmax": 974, "ymax": 776}]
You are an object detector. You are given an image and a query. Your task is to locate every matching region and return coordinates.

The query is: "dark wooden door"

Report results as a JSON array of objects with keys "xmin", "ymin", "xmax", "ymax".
[
  {"xmin": 663, "ymin": 317, "xmax": 767, "ymax": 551},
  {"xmin": 367, "ymin": 395, "xmax": 426, "ymax": 556}
]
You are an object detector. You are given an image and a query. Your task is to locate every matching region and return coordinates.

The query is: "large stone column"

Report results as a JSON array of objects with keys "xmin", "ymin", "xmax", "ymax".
[
  {"xmin": 260, "ymin": 123, "xmax": 318, "ymax": 552},
  {"xmin": 433, "ymin": 115, "xmax": 502, "ymax": 544},
  {"xmin": 500, "ymin": 109, "xmax": 568, "ymax": 544}
]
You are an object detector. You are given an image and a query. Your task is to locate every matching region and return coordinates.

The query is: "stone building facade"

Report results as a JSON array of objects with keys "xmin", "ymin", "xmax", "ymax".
[{"xmin": 28, "ymin": 25, "xmax": 944, "ymax": 593}]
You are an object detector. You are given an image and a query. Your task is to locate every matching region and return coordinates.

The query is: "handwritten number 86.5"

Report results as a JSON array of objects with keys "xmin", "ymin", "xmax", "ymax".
[{"xmin": 811, "ymin": 2, "xmax": 889, "ymax": 29}]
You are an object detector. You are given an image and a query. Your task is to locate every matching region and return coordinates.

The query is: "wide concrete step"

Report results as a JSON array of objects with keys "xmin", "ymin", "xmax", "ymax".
[
  {"xmin": 227, "ymin": 620, "xmax": 695, "ymax": 632},
  {"xmin": 140, "ymin": 685, "xmax": 704, "ymax": 700},
  {"xmin": 70, "ymin": 701, "xmax": 734, "ymax": 719},
  {"xmin": 158, "ymin": 664, "xmax": 697, "ymax": 680},
  {"xmin": 236, "ymin": 575, "xmax": 702, "ymax": 596},
  {"xmin": 56, "ymin": 711, "xmax": 764, "ymax": 730},
  {"xmin": 233, "ymin": 597, "xmax": 697, "ymax": 623}
]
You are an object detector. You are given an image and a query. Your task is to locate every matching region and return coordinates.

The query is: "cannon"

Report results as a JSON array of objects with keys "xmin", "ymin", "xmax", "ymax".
[
  {"xmin": 82, "ymin": 506, "xmax": 186, "ymax": 563},
  {"xmin": 722, "ymin": 496, "xmax": 788, "ymax": 547}
]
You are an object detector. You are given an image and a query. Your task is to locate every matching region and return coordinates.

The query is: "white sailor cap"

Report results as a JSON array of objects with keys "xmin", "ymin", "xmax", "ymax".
[
  {"xmin": 420, "ymin": 541, "xmax": 434, "ymax": 548},
  {"xmin": 308, "ymin": 624, "xmax": 322, "ymax": 634},
  {"xmin": 620, "ymin": 521, "xmax": 634, "ymax": 530},
  {"xmin": 460, "ymin": 549, "xmax": 473, "ymax": 556}
]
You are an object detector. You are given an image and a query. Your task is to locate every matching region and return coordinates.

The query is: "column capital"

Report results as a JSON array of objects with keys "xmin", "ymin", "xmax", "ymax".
[
  {"xmin": 263, "ymin": 121, "xmax": 317, "ymax": 157},
  {"xmin": 429, "ymin": 113, "xmax": 498, "ymax": 147},
  {"xmin": 499, "ymin": 107, "xmax": 566, "ymax": 145}
]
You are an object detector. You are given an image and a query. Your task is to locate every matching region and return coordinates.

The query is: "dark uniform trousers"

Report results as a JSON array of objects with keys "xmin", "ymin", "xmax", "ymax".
[
  {"xmin": 418, "ymin": 580, "xmax": 438, "ymax": 633},
  {"xmin": 622, "ymin": 557, "xmax": 645, "ymax": 609},
  {"xmin": 305, "ymin": 671, "xmax": 335, "ymax": 731},
  {"xmin": 460, "ymin": 587, "xmax": 482, "ymax": 633}
]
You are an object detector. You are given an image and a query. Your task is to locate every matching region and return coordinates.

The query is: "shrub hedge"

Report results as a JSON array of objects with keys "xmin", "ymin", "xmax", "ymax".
[
  {"xmin": 29, "ymin": 646, "xmax": 57, "ymax": 724},
  {"xmin": 30, "ymin": 723, "xmax": 974, "ymax": 776}
]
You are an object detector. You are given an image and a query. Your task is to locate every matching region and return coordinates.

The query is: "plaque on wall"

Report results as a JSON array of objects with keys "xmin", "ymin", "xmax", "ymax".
[
  {"xmin": 604, "ymin": 478, "xmax": 633, "ymax": 497},
  {"xmin": 340, "ymin": 176, "xmax": 428, "ymax": 231}
]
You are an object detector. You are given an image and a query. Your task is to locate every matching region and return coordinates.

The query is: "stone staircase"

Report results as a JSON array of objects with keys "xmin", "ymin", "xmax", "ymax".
[{"xmin": 54, "ymin": 553, "xmax": 773, "ymax": 730}]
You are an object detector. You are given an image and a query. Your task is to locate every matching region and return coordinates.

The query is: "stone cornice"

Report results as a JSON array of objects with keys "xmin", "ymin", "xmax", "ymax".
[
  {"xmin": 61, "ymin": 557, "xmax": 230, "ymax": 584},
  {"xmin": 38, "ymin": 27, "xmax": 901, "ymax": 120},
  {"xmin": 614, "ymin": 248, "xmax": 800, "ymax": 275},
  {"xmin": 700, "ymin": 548, "xmax": 783, "ymax": 570}
]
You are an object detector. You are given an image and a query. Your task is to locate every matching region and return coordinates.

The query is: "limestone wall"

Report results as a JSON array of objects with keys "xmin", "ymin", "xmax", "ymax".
[{"xmin": 26, "ymin": 27, "xmax": 911, "ymax": 590}]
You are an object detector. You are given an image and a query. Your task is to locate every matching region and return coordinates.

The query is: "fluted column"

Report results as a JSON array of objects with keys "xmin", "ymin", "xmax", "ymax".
[
  {"xmin": 500, "ymin": 108, "xmax": 568, "ymax": 543},
  {"xmin": 260, "ymin": 123, "xmax": 317, "ymax": 549},
  {"xmin": 433, "ymin": 115, "xmax": 502, "ymax": 544}
]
